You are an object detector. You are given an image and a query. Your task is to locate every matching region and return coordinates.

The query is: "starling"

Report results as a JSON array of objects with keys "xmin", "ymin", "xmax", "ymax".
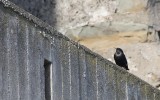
[{"xmin": 114, "ymin": 48, "xmax": 129, "ymax": 70}]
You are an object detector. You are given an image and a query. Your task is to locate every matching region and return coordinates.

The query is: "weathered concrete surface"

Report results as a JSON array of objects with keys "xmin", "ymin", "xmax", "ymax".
[{"xmin": 0, "ymin": 0, "xmax": 160, "ymax": 100}]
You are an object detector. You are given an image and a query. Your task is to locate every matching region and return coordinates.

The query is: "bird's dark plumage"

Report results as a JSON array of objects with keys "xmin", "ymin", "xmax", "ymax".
[{"xmin": 114, "ymin": 48, "xmax": 129, "ymax": 70}]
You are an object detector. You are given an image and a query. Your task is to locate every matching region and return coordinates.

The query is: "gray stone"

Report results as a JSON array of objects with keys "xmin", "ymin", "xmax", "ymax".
[
  {"xmin": 65, "ymin": 21, "xmax": 147, "ymax": 40},
  {"xmin": 9, "ymin": 0, "xmax": 149, "ymax": 38}
]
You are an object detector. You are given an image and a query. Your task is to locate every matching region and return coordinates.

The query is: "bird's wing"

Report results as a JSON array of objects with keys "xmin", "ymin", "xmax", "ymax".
[
  {"xmin": 114, "ymin": 54, "xmax": 118, "ymax": 63},
  {"xmin": 123, "ymin": 54, "xmax": 129, "ymax": 70},
  {"xmin": 123, "ymin": 54, "xmax": 128, "ymax": 65}
]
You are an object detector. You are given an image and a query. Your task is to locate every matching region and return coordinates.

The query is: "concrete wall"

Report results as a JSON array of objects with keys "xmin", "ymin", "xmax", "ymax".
[{"xmin": 0, "ymin": 0, "xmax": 160, "ymax": 100}]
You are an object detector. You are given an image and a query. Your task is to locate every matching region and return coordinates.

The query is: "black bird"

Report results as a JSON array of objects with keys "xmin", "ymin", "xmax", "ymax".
[{"xmin": 114, "ymin": 48, "xmax": 129, "ymax": 70}]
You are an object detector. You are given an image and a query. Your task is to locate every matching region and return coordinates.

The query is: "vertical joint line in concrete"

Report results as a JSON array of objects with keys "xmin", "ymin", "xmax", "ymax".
[
  {"xmin": 95, "ymin": 57, "xmax": 99, "ymax": 100},
  {"xmin": 16, "ymin": 18, "xmax": 20, "ymax": 100},
  {"xmin": 26, "ymin": 24, "xmax": 30, "ymax": 100},
  {"xmin": 115, "ymin": 69, "xmax": 118, "ymax": 100},
  {"xmin": 153, "ymin": 89, "xmax": 156, "ymax": 100},
  {"xmin": 68, "ymin": 42, "xmax": 72, "ymax": 100},
  {"xmin": 61, "ymin": 39, "xmax": 64, "ymax": 100},
  {"xmin": 50, "ymin": 37, "xmax": 54, "ymax": 100},
  {"xmin": 126, "ymin": 73, "xmax": 129, "ymax": 100},
  {"xmin": 50, "ymin": 64, "xmax": 53, "ymax": 100},
  {"xmin": 77, "ymin": 46, "xmax": 81, "ymax": 100},
  {"xmin": 6, "ymin": 27, "xmax": 10, "ymax": 99},
  {"xmin": 83, "ymin": 51, "xmax": 87, "ymax": 99},
  {"xmin": 145, "ymin": 84, "xmax": 147, "ymax": 100}
]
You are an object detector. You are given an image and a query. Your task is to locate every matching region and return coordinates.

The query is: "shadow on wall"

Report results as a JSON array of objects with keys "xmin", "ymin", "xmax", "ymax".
[{"xmin": 9, "ymin": 0, "xmax": 57, "ymax": 26}]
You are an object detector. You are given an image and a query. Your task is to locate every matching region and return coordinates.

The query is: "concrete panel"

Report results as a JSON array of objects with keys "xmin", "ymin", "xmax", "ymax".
[
  {"xmin": 0, "ymin": 8, "xmax": 4, "ymax": 100},
  {"xmin": 37, "ymin": 29, "xmax": 46, "ymax": 100},
  {"xmin": 127, "ymin": 75, "xmax": 139, "ymax": 100},
  {"xmin": 106, "ymin": 65, "xmax": 117, "ymax": 100},
  {"xmin": 17, "ymin": 20, "xmax": 30, "ymax": 100},
  {"xmin": 51, "ymin": 37, "xmax": 63, "ymax": 100},
  {"xmin": 40, "ymin": 31, "xmax": 52, "ymax": 100},
  {"xmin": 116, "ymin": 70, "xmax": 127, "ymax": 100},
  {"xmin": 27, "ymin": 25, "xmax": 41, "ymax": 100},
  {"xmin": 0, "ymin": 6, "xmax": 9, "ymax": 100},
  {"xmin": 154, "ymin": 89, "xmax": 160, "ymax": 100},
  {"xmin": 61, "ymin": 39, "xmax": 71, "ymax": 100},
  {"xmin": 85, "ymin": 53, "xmax": 97, "ymax": 100},
  {"xmin": 7, "ymin": 13, "xmax": 19, "ymax": 100},
  {"xmin": 138, "ymin": 82, "xmax": 146, "ymax": 100},
  {"xmin": 34, "ymin": 28, "xmax": 44, "ymax": 100},
  {"xmin": 42, "ymin": 34, "xmax": 52, "ymax": 61},
  {"xmin": 79, "ymin": 49, "xmax": 87, "ymax": 100},
  {"xmin": 96, "ymin": 59, "xmax": 108, "ymax": 100},
  {"xmin": 146, "ymin": 85, "xmax": 154, "ymax": 100},
  {"xmin": 70, "ymin": 42, "xmax": 80, "ymax": 100}
]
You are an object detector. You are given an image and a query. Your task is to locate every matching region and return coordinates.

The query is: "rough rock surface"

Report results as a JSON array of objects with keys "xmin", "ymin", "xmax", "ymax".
[
  {"xmin": 63, "ymin": 0, "xmax": 149, "ymax": 39},
  {"xmin": 10, "ymin": 0, "xmax": 149, "ymax": 37}
]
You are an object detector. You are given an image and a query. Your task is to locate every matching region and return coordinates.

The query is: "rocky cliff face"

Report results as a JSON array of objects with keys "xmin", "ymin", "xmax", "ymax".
[
  {"xmin": 56, "ymin": 0, "xmax": 149, "ymax": 39},
  {"xmin": 10, "ymin": 0, "xmax": 149, "ymax": 38}
]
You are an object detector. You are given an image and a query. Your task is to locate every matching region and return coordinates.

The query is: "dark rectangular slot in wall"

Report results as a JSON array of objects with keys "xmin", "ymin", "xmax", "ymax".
[
  {"xmin": 158, "ymin": 31, "xmax": 160, "ymax": 40},
  {"xmin": 44, "ymin": 59, "xmax": 52, "ymax": 100}
]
